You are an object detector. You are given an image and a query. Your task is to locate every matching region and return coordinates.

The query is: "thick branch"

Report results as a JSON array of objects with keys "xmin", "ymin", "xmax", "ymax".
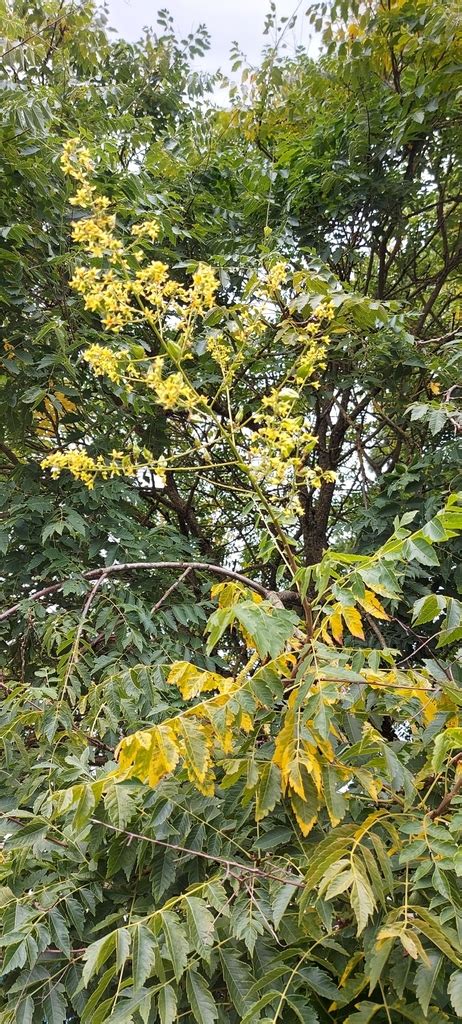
[
  {"xmin": 0, "ymin": 561, "xmax": 299, "ymax": 623},
  {"xmin": 429, "ymin": 772, "xmax": 462, "ymax": 820}
]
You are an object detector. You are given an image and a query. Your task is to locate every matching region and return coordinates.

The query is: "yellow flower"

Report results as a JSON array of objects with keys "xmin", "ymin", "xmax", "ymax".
[
  {"xmin": 69, "ymin": 183, "xmax": 96, "ymax": 207},
  {"xmin": 131, "ymin": 219, "xmax": 160, "ymax": 241},
  {"xmin": 83, "ymin": 344, "xmax": 124, "ymax": 383},
  {"xmin": 314, "ymin": 301, "xmax": 335, "ymax": 321},
  {"xmin": 145, "ymin": 357, "xmax": 197, "ymax": 410},
  {"xmin": 61, "ymin": 138, "xmax": 95, "ymax": 182},
  {"xmin": 189, "ymin": 263, "xmax": 218, "ymax": 313},
  {"xmin": 266, "ymin": 261, "xmax": 287, "ymax": 293},
  {"xmin": 41, "ymin": 450, "xmax": 100, "ymax": 488},
  {"xmin": 207, "ymin": 332, "xmax": 231, "ymax": 371}
]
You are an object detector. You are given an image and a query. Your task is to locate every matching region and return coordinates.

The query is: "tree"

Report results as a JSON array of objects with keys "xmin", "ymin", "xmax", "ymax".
[{"xmin": 0, "ymin": 2, "xmax": 461, "ymax": 1023}]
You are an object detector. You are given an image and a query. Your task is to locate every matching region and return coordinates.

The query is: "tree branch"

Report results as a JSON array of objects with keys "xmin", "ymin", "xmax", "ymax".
[{"xmin": 0, "ymin": 561, "xmax": 299, "ymax": 623}]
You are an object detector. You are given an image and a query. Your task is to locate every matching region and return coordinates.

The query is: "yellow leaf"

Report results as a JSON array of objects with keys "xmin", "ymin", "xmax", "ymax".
[
  {"xmin": 422, "ymin": 696, "xmax": 439, "ymax": 725},
  {"xmin": 168, "ymin": 661, "xmax": 229, "ymax": 700},
  {"xmin": 175, "ymin": 718, "xmax": 212, "ymax": 784},
  {"xmin": 342, "ymin": 605, "xmax": 365, "ymax": 640},
  {"xmin": 148, "ymin": 724, "xmax": 180, "ymax": 786},
  {"xmin": 288, "ymin": 762, "xmax": 306, "ymax": 799},
  {"xmin": 290, "ymin": 788, "xmax": 318, "ymax": 837},
  {"xmin": 339, "ymin": 951, "xmax": 364, "ymax": 987},
  {"xmin": 329, "ymin": 606, "xmax": 344, "ymax": 644},
  {"xmin": 116, "ymin": 723, "xmax": 179, "ymax": 788},
  {"xmin": 400, "ymin": 929, "xmax": 431, "ymax": 965},
  {"xmin": 320, "ymin": 619, "xmax": 334, "ymax": 645},
  {"xmin": 358, "ymin": 590, "xmax": 389, "ymax": 620},
  {"xmin": 210, "ymin": 581, "xmax": 247, "ymax": 607},
  {"xmin": 239, "ymin": 711, "xmax": 253, "ymax": 733}
]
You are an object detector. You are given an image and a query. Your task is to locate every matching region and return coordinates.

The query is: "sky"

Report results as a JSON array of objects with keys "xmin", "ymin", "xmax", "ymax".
[{"xmin": 105, "ymin": 1, "xmax": 315, "ymax": 73}]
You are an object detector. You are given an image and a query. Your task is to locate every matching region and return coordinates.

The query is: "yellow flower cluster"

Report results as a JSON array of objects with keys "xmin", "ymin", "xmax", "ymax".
[
  {"xmin": 41, "ymin": 450, "xmax": 110, "ymax": 488},
  {"xmin": 40, "ymin": 448, "xmax": 166, "ymax": 489},
  {"xmin": 189, "ymin": 264, "xmax": 218, "ymax": 313},
  {"xmin": 83, "ymin": 344, "xmax": 126, "ymax": 383},
  {"xmin": 250, "ymin": 387, "xmax": 317, "ymax": 488},
  {"xmin": 131, "ymin": 220, "xmax": 160, "ymax": 241},
  {"xmin": 50, "ymin": 138, "xmax": 338, "ymax": 501},
  {"xmin": 60, "ymin": 139, "xmax": 220, "ymax": 344},
  {"xmin": 315, "ymin": 301, "xmax": 335, "ymax": 321},
  {"xmin": 132, "ymin": 261, "xmax": 170, "ymax": 307},
  {"xmin": 207, "ymin": 332, "xmax": 231, "ymax": 371},
  {"xmin": 71, "ymin": 267, "xmax": 135, "ymax": 333},
  {"xmin": 61, "ymin": 138, "xmax": 94, "ymax": 182},
  {"xmin": 145, "ymin": 357, "xmax": 197, "ymax": 411},
  {"xmin": 306, "ymin": 466, "xmax": 337, "ymax": 489},
  {"xmin": 71, "ymin": 214, "xmax": 123, "ymax": 261},
  {"xmin": 266, "ymin": 261, "xmax": 287, "ymax": 293}
]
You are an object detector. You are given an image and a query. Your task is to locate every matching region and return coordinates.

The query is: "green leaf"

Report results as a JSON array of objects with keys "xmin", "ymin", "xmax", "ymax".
[
  {"xmin": 158, "ymin": 984, "xmax": 177, "ymax": 1024},
  {"xmin": 205, "ymin": 607, "xmax": 235, "ymax": 653},
  {"xmin": 271, "ymin": 882, "xmax": 298, "ymax": 929},
  {"xmin": 186, "ymin": 969, "xmax": 219, "ymax": 1024},
  {"xmin": 322, "ymin": 766, "xmax": 347, "ymax": 826},
  {"xmin": 104, "ymin": 782, "xmax": 136, "ymax": 829},
  {"xmin": 432, "ymin": 728, "xmax": 462, "ymax": 772},
  {"xmin": 415, "ymin": 953, "xmax": 442, "ymax": 1016},
  {"xmin": 49, "ymin": 908, "xmax": 70, "ymax": 957},
  {"xmin": 299, "ymin": 965, "xmax": 340, "ymax": 1000},
  {"xmin": 255, "ymin": 762, "xmax": 281, "ymax": 821},
  {"xmin": 219, "ymin": 948, "xmax": 255, "ymax": 1016},
  {"xmin": 16, "ymin": 996, "xmax": 34, "ymax": 1024},
  {"xmin": 234, "ymin": 602, "xmax": 298, "ymax": 659},
  {"xmin": 82, "ymin": 933, "xmax": 116, "ymax": 987},
  {"xmin": 185, "ymin": 897, "xmax": 215, "ymax": 961},
  {"xmin": 344, "ymin": 1002, "xmax": 382, "ymax": 1024},
  {"xmin": 412, "ymin": 595, "xmax": 444, "ymax": 626},
  {"xmin": 161, "ymin": 911, "xmax": 189, "ymax": 981},
  {"xmin": 239, "ymin": 991, "xmax": 280, "ymax": 1024},
  {"xmin": 81, "ymin": 966, "xmax": 117, "ymax": 1024},
  {"xmin": 413, "ymin": 918, "xmax": 462, "ymax": 967},
  {"xmin": 405, "ymin": 538, "xmax": 439, "ymax": 567},
  {"xmin": 286, "ymin": 995, "xmax": 319, "ymax": 1024},
  {"xmin": 132, "ymin": 925, "xmax": 157, "ymax": 989},
  {"xmin": 105, "ymin": 987, "xmax": 151, "ymax": 1024},
  {"xmin": 116, "ymin": 928, "xmax": 131, "ymax": 971},
  {"xmin": 367, "ymin": 938, "xmax": 394, "ymax": 995},
  {"xmin": 42, "ymin": 984, "xmax": 67, "ymax": 1024},
  {"xmin": 448, "ymin": 971, "xmax": 462, "ymax": 1016}
]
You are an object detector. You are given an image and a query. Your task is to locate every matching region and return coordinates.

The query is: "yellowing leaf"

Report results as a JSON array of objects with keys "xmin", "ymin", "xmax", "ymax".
[
  {"xmin": 175, "ymin": 718, "xmax": 212, "ymax": 784},
  {"xmin": 349, "ymin": 862, "xmax": 376, "ymax": 935},
  {"xmin": 358, "ymin": 591, "xmax": 389, "ymax": 621},
  {"xmin": 329, "ymin": 606, "xmax": 344, "ymax": 644},
  {"xmin": 342, "ymin": 606, "xmax": 365, "ymax": 640},
  {"xmin": 290, "ymin": 790, "xmax": 318, "ymax": 837},
  {"xmin": 116, "ymin": 723, "xmax": 179, "ymax": 787},
  {"xmin": 400, "ymin": 929, "xmax": 430, "ymax": 965},
  {"xmin": 168, "ymin": 661, "xmax": 230, "ymax": 700},
  {"xmin": 422, "ymin": 696, "xmax": 439, "ymax": 725}
]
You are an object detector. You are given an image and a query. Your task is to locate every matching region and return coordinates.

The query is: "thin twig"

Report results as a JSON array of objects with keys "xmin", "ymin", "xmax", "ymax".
[
  {"xmin": 150, "ymin": 567, "xmax": 192, "ymax": 615},
  {"xmin": 0, "ymin": 12, "xmax": 69, "ymax": 61},
  {"xmin": 91, "ymin": 818, "xmax": 304, "ymax": 889}
]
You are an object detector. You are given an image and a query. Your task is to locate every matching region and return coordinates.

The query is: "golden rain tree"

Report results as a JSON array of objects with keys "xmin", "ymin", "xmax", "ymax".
[{"xmin": 0, "ymin": 3, "xmax": 461, "ymax": 1024}]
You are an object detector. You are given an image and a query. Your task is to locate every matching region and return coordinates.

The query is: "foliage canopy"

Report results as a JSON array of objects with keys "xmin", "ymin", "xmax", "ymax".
[{"xmin": 0, "ymin": 2, "xmax": 461, "ymax": 1023}]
